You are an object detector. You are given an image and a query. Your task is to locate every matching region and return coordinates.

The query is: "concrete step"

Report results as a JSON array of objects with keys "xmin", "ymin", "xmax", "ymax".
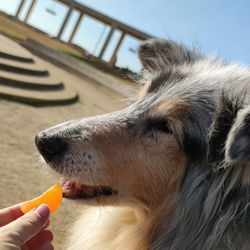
[
  {"xmin": 0, "ymin": 57, "xmax": 47, "ymax": 71},
  {"xmin": 0, "ymin": 58, "xmax": 49, "ymax": 76},
  {"xmin": 0, "ymin": 51, "xmax": 34, "ymax": 63},
  {"xmin": 0, "ymin": 34, "xmax": 79, "ymax": 106},
  {"xmin": 0, "ymin": 70, "xmax": 63, "ymax": 90},
  {"xmin": 0, "ymin": 84, "xmax": 78, "ymax": 106},
  {"xmin": 0, "ymin": 34, "xmax": 34, "ymax": 63}
]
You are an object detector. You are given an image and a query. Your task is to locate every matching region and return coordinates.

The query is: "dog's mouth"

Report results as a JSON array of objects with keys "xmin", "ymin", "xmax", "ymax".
[{"xmin": 60, "ymin": 177, "xmax": 118, "ymax": 200}]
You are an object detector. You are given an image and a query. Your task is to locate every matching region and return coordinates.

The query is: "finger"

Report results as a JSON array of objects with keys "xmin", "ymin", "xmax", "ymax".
[
  {"xmin": 27, "ymin": 230, "xmax": 53, "ymax": 249},
  {"xmin": 3, "ymin": 204, "xmax": 50, "ymax": 246},
  {"xmin": 0, "ymin": 204, "xmax": 23, "ymax": 226}
]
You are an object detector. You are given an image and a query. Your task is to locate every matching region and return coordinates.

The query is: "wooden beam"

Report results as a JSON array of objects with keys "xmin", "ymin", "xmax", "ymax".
[
  {"xmin": 109, "ymin": 32, "xmax": 125, "ymax": 66},
  {"xmin": 58, "ymin": 0, "xmax": 152, "ymax": 40}
]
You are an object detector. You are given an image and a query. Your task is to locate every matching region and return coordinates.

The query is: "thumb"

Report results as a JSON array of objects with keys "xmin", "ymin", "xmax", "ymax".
[{"xmin": 3, "ymin": 204, "xmax": 50, "ymax": 247}]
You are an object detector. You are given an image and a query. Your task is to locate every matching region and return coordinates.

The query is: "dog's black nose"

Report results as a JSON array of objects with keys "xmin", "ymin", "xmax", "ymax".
[{"xmin": 35, "ymin": 134, "xmax": 67, "ymax": 162}]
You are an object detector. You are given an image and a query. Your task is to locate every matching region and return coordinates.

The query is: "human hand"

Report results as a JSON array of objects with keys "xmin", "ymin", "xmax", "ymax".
[{"xmin": 0, "ymin": 204, "xmax": 53, "ymax": 250}]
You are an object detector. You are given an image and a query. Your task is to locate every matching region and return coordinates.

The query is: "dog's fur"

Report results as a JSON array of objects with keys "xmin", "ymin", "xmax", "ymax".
[{"xmin": 37, "ymin": 39, "xmax": 250, "ymax": 249}]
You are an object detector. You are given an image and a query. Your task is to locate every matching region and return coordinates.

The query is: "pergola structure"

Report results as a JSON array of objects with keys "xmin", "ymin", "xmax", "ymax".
[{"xmin": 15, "ymin": 0, "xmax": 152, "ymax": 66}]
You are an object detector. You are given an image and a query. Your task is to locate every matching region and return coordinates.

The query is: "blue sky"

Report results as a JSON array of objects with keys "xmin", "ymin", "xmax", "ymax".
[{"xmin": 0, "ymin": 0, "xmax": 250, "ymax": 72}]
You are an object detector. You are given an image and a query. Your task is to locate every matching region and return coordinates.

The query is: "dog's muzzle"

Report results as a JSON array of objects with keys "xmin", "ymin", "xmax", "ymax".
[{"xmin": 35, "ymin": 134, "xmax": 68, "ymax": 162}]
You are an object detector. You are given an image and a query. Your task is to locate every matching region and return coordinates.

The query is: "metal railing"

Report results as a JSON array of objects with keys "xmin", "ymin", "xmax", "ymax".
[{"xmin": 14, "ymin": 0, "xmax": 152, "ymax": 66}]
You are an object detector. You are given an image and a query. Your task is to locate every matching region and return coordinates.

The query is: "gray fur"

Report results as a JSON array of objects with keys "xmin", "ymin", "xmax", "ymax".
[
  {"xmin": 37, "ymin": 39, "xmax": 250, "ymax": 250},
  {"xmin": 144, "ymin": 40, "xmax": 250, "ymax": 250}
]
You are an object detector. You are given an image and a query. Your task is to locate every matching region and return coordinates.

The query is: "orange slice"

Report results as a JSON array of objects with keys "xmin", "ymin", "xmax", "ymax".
[{"xmin": 21, "ymin": 183, "xmax": 62, "ymax": 214}]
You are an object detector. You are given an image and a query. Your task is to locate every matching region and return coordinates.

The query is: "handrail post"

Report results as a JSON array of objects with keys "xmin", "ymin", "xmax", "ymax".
[
  {"xmin": 109, "ymin": 32, "xmax": 125, "ymax": 66},
  {"xmin": 98, "ymin": 26, "xmax": 115, "ymax": 59},
  {"xmin": 24, "ymin": 0, "xmax": 36, "ymax": 23},
  {"xmin": 68, "ymin": 12, "xmax": 84, "ymax": 43},
  {"xmin": 57, "ymin": 5, "xmax": 74, "ymax": 39},
  {"xmin": 15, "ymin": 0, "xmax": 26, "ymax": 19}
]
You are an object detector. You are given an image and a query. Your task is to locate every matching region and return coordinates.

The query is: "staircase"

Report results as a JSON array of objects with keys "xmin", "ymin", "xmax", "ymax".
[{"xmin": 0, "ymin": 34, "xmax": 78, "ymax": 106}]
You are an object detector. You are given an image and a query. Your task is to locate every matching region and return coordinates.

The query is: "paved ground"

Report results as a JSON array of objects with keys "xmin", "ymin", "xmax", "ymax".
[
  {"xmin": 0, "ymin": 53, "xmax": 128, "ymax": 249},
  {"xmin": 0, "ymin": 33, "xmax": 34, "ymax": 60}
]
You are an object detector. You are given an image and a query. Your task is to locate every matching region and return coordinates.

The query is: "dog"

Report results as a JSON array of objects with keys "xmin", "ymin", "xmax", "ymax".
[{"xmin": 36, "ymin": 39, "xmax": 250, "ymax": 250}]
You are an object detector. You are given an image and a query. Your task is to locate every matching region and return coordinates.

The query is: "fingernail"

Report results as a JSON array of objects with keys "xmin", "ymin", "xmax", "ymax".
[{"xmin": 36, "ymin": 204, "xmax": 50, "ymax": 218}]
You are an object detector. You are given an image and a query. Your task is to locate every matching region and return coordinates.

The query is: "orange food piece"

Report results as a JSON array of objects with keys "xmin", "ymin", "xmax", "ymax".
[{"xmin": 21, "ymin": 183, "xmax": 62, "ymax": 214}]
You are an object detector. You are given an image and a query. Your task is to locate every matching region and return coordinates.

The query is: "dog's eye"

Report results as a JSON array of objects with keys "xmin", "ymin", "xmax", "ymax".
[
  {"xmin": 147, "ymin": 119, "xmax": 173, "ymax": 135},
  {"xmin": 154, "ymin": 121, "xmax": 173, "ymax": 134}
]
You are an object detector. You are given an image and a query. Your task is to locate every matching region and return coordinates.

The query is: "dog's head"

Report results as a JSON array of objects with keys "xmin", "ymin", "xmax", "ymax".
[{"xmin": 36, "ymin": 39, "xmax": 250, "ymax": 216}]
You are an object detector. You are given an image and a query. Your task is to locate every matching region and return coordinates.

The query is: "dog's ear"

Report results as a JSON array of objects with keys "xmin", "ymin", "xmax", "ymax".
[
  {"xmin": 171, "ymin": 94, "xmax": 215, "ymax": 163},
  {"xmin": 182, "ymin": 99, "xmax": 215, "ymax": 163},
  {"xmin": 225, "ymin": 106, "xmax": 250, "ymax": 163},
  {"xmin": 138, "ymin": 39, "xmax": 201, "ymax": 72}
]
